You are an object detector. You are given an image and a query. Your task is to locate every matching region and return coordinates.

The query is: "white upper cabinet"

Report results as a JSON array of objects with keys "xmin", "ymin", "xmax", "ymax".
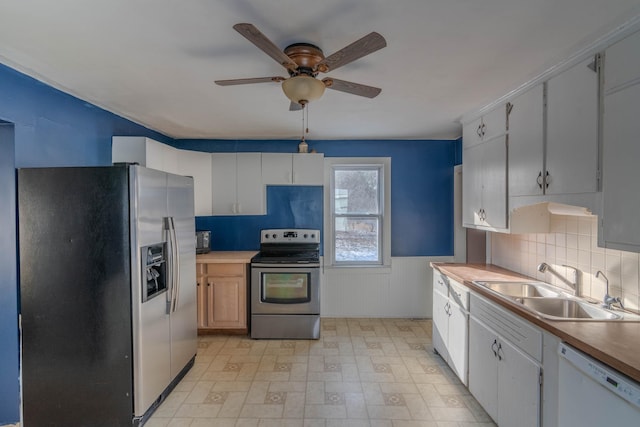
[
  {"xmin": 600, "ymin": 29, "xmax": 640, "ymax": 252},
  {"xmin": 261, "ymin": 152, "xmax": 324, "ymax": 185},
  {"xmin": 292, "ymin": 153, "xmax": 324, "ymax": 185},
  {"xmin": 463, "ymin": 105, "xmax": 508, "ymax": 149},
  {"xmin": 462, "ymin": 103, "xmax": 508, "ymax": 230},
  {"xmin": 112, "ymin": 136, "xmax": 179, "ymax": 175},
  {"xmin": 113, "ymin": 137, "xmax": 213, "ymax": 216},
  {"xmin": 546, "ymin": 57, "xmax": 599, "ymax": 195},
  {"xmin": 177, "ymin": 150, "xmax": 212, "ymax": 216},
  {"xmin": 211, "ymin": 153, "xmax": 264, "ymax": 215},
  {"xmin": 508, "ymin": 85, "xmax": 544, "ymax": 197},
  {"xmin": 261, "ymin": 153, "xmax": 292, "ymax": 184},
  {"xmin": 462, "ymin": 143, "xmax": 483, "ymax": 227},
  {"xmin": 603, "ymin": 29, "xmax": 640, "ymax": 93},
  {"xmin": 508, "ymin": 57, "xmax": 600, "ymax": 199},
  {"xmin": 236, "ymin": 153, "xmax": 264, "ymax": 214},
  {"xmin": 462, "ymin": 135, "xmax": 508, "ymax": 230}
]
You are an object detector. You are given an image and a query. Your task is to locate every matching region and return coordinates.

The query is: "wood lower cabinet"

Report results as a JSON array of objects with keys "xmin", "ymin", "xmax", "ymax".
[{"xmin": 196, "ymin": 261, "xmax": 248, "ymax": 333}]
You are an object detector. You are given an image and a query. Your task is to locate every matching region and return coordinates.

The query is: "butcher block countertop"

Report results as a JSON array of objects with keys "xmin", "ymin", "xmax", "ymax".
[
  {"xmin": 432, "ymin": 263, "xmax": 640, "ymax": 383},
  {"xmin": 196, "ymin": 251, "xmax": 257, "ymax": 264}
]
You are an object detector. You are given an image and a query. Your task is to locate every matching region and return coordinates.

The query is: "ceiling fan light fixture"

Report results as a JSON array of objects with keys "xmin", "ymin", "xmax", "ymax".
[{"xmin": 282, "ymin": 75, "xmax": 326, "ymax": 105}]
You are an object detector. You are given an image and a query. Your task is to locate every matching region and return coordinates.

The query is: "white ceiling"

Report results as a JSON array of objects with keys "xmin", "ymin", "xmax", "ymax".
[{"xmin": 1, "ymin": 0, "xmax": 639, "ymax": 140}]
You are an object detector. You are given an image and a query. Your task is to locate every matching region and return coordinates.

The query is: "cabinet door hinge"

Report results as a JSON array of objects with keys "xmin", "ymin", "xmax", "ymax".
[{"xmin": 588, "ymin": 53, "xmax": 601, "ymax": 73}]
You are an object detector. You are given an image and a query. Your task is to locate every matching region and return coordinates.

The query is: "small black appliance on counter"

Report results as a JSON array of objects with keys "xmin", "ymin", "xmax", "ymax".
[{"xmin": 196, "ymin": 230, "xmax": 211, "ymax": 254}]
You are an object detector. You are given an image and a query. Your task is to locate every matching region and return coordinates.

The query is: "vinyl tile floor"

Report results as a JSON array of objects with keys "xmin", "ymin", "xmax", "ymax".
[{"xmin": 146, "ymin": 318, "xmax": 496, "ymax": 427}]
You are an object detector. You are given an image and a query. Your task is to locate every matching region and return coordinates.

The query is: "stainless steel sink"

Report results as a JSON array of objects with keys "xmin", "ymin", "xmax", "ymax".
[
  {"xmin": 477, "ymin": 281, "xmax": 562, "ymax": 298},
  {"xmin": 517, "ymin": 297, "xmax": 622, "ymax": 320},
  {"xmin": 472, "ymin": 280, "xmax": 637, "ymax": 321}
]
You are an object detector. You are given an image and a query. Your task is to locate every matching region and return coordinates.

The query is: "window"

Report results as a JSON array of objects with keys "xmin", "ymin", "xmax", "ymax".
[{"xmin": 325, "ymin": 158, "xmax": 391, "ymax": 267}]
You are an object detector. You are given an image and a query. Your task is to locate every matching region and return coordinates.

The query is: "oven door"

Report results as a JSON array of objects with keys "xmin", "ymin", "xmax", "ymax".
[{"xmin": 251, "ymin": 264, "xmax": 320, "ymax": 315}]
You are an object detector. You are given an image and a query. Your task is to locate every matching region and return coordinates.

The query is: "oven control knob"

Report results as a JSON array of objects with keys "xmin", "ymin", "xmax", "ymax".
[
  {"xmin": 272, "ymin": 233, "xmax": 277, "ymax": 239},
  {"xmin": 264, "ymin": 233, "xmax": 269, "ymax": 239},
  {"xmin": 304, "ymin": 234, "xmax": 308, "ymax": 238},
  {"xmin": 311, "ymin": 233, "xmax": 316, "ymax": 239}
]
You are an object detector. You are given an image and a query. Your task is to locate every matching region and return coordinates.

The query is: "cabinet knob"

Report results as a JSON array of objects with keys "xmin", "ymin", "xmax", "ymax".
[
  {"xmin": 536, "ymin": 171, "xmax": 543, "ymax": 189},
  {"xmin": 497, "ymin": 343, "xmax": 503, "ymax": 361},
  {"xmin": 491, "ymin": 339, "xmax": 498, "ymax": 357}
]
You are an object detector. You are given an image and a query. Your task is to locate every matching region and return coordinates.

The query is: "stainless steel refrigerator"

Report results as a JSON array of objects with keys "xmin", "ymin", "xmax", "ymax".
[{"xmin": 18, "ymin": 164, "xmax": 197, "ymax": 426}]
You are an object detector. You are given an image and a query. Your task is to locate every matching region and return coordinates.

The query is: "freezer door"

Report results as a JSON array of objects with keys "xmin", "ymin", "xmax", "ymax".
[
  {"xmin": 167, "ymin": 172, "xmax": 197, "ymax": 379},
  {"xmin": 18, "ymin": 166, "xmax": 134, "ymax": 426},
  {"xmin": 131, "ymin": 166, "xmax": 171, "ymax": 416}
]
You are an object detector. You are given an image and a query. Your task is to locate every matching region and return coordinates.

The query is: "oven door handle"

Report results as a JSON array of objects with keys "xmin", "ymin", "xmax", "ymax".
[{"xmin": 251, "ymin": 262, "xmax": 320, "ymax": 268}]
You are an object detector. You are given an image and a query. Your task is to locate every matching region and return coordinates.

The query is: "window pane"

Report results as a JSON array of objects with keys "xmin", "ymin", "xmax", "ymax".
[
  {"xmin": 334, "ymin": 169, "xmax": 379, "ymax": 214},
  {"xmin": 334, "ymin": 217, "xmax": 379, "ymax": 262}
]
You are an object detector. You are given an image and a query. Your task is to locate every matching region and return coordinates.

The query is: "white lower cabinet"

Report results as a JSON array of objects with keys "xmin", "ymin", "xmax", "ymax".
[
  {"xmin": 432, "ymin": 271, "xmax": 469, "ymax": 385},
  {"xmin": 468, "ymin": 293, "xmax": 542, "ymax": 427}
]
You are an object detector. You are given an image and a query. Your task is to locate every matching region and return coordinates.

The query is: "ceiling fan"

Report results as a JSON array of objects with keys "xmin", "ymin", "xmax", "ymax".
[{"xmin": 215, "ymin": 23, "xmax": 387, "ymax": 110}]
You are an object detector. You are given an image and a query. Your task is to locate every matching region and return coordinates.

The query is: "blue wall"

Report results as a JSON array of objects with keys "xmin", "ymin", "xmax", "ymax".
[
  {"xmin": 0, "ymin": 64, "xmax": 171, "ymax": 168},
  {"xmin": 0, "ymin": 61, "xmax": 458, "ymax": 422},
  {"xmin": 178, "ymin": 139, "xmax": 457, "ymax": 256},
  {"xmin": 196, "ymin": 186, "xmax": 324, "ymax": 251},
  {"xmin": 0, "ymin": 122, "xmax": 18, "ymax": 421}
]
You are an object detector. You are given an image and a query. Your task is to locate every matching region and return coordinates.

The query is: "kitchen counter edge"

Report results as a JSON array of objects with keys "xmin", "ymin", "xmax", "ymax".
[
  {"xmin": 196, "ymin": 251, "xmax": 257, "ymax": 264},
  {"xmin": 431, "ymin": 262, "xmax": 640, "ymax": 383}
]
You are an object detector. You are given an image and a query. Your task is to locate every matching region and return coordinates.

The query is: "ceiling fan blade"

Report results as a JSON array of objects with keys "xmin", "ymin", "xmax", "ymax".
[
  {"xmin": 322, "ymin": 78, "xmax": 381, "ymax": 98},
  {"xmin": 289, "ymin": 102, "xmax": 303, "ymax": 111},
  {"xmin": 315, "ymin": 32, "xmax": 386, "ymax": 73},
  {"xmin": 233, "ymin": 23, "xmax": 298, "ymax": 71},
  {"xmin": 215, "ymin": 76, "xmax": 285, "ymax": 86}
]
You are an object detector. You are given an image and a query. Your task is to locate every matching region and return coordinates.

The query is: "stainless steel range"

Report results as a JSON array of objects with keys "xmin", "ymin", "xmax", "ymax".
[{"xmin": 250, "ymin": 229, "xmax": 320, "ymax": 339}]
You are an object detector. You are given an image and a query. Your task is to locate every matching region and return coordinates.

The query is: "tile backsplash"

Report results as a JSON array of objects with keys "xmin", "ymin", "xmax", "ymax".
[{"xmin": 491, "ymin": 215, "xmax": 640, "ymax": 311}]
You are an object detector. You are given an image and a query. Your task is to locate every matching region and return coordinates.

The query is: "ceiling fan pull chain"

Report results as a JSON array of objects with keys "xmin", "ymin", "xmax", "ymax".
[{"xmin": 306, "ymin": 104, "xmax": 309, "ymax": 134}]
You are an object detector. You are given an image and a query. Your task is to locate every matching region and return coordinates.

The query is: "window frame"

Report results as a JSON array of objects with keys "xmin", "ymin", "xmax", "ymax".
[{"xmin": 324, "ymin": 157, "xmax": 391, "ymax": 268}]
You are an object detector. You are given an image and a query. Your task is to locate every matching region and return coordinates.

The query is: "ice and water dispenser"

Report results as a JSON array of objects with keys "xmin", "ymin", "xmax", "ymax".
[{"xmin": 141, "ymin": 243, "xmax": 167, "ymax": 302}]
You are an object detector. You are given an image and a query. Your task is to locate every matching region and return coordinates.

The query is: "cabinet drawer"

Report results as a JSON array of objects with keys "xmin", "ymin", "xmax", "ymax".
[
  {"xmin": 433, "ymin": 270, "xmax": 449, "ymax": 296},
  {"xmin": 449, "ymin": 278, "xmax": 470, "ymax": 311},
  {"xmin": 470, "ymin": 293, "xmax": 542, "ymax": 362},
  {"xmin": 207, "ymin": 263, "xmax": 245, "ymax": 277}
]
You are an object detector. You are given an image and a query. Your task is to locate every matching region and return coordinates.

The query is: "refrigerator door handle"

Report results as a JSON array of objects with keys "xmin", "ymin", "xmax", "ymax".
[
  {"xmin": 170, "ymin": 217, "xmax": 180, "ymax": 313},
  {"xmin": 163, "ymin": 217, "xmax": 176, "ymax": 315},
  {"xmin": 164, "ymin": 216, "xmax": 180, "ymax": 313}
]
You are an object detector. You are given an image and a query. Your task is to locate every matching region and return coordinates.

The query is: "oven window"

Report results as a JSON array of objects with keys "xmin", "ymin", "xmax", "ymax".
[{"xmin": 261, "ymin": 272, "xmax": 311, "ymax": 304}]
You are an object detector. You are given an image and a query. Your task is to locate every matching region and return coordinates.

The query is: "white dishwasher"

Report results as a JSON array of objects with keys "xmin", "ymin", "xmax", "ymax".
[{"xmin": 558, "ymin": 342, "xmax": 640, "ymax": 426}]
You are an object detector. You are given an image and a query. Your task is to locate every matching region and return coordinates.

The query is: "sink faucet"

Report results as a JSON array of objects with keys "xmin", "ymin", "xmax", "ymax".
[
  {"xmin": 537, "ymin": 262, "xmax": 580, "ymax": 296},
  {"xmin": 595, "ymin": 270, "xmax": 624, "ymax": 310}
]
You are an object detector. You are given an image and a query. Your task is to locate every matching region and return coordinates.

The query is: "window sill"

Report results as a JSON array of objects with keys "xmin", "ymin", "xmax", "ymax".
[{"xmin": 322, "ymin": 264, "xmax": 392, "ymax": 275}]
